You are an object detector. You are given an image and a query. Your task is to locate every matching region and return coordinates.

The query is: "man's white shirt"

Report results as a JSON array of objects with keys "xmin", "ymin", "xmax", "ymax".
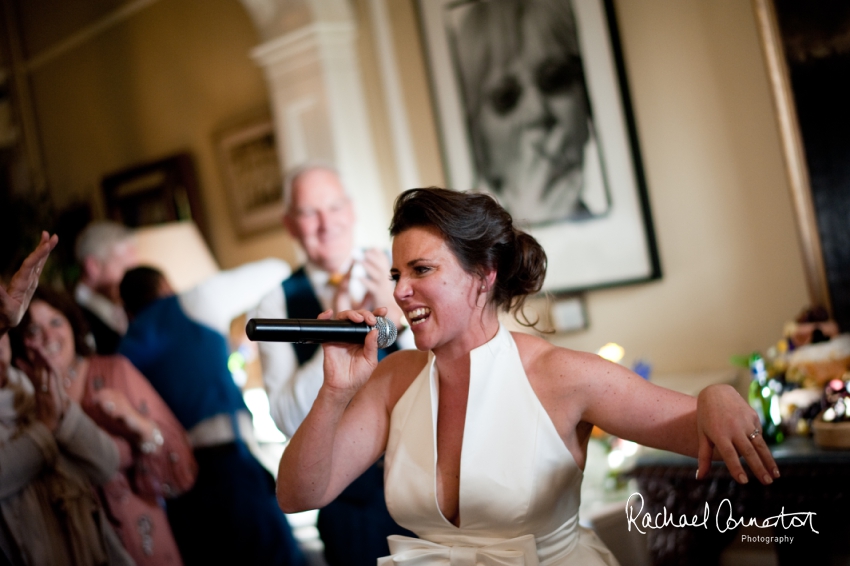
[{"xmin": 252, "ymin": 250, "xmax": 415, "ymax": 438}]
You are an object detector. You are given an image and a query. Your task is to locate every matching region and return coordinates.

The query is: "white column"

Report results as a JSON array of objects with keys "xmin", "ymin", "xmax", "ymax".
[
  {"xmin": 247, "ymin": 1, "xmax": 391, "ymax": 249},
  {"xmin": 367, "ymin": 0, "xmax": 421, "ymax": 190}
]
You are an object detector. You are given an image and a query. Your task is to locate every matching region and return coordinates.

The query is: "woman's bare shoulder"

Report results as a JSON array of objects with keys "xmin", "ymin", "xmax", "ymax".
[{"xmin": 510, "ymin": 331, "xmax": 602, "ymax": 382}]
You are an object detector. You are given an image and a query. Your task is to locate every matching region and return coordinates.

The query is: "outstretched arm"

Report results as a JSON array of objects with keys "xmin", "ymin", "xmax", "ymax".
[
  {"xmin": 592, "ymin": 367, "xmax": 778, "ymax": 484},
  {"xmin": 180, "ymin": 258, "xmax": 290, "ymax": 335},
  {"xmin": 0, "ymin": 232, "xmax": 58, "ymax": 336},
  {"xmin": 535, "ymin": 344, "xmax": 778, "ymax": 485}
]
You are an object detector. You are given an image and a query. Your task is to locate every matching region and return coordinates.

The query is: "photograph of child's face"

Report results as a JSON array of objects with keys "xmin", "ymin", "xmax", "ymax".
[{"xmin": 449, "ymin": 0, "xmax": 609, "ymax": 226}]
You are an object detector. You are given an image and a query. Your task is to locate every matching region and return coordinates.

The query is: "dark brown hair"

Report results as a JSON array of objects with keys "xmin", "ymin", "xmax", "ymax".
[
  {"xmin": 120, "ymin": 266, "xmax": 168, "ymax": 319},
  {"xmin": 11, "ymin": 286, "xmax": 94, "ymax": 361},
  {"xmin": 389, "ymin": 188, "xmax": 547, "ymax": 325}
]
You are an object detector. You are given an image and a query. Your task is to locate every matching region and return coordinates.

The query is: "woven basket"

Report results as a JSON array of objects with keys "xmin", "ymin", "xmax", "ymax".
[{"xmin": 812, "ymin": 414, "xmax": 850, "ymax": 449}]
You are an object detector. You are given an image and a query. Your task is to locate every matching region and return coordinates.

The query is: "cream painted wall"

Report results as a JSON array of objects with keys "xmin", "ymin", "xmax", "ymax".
[
  {"xmin": 349, "ymin": 0, "xmax": 444, "ymax": 201},
  {"xmin": 26, "ymin": 0, "xmax": 809, "ymax": 374},
  {"xmin": 543, "ymin": 0, "xmax": 809, "ymax": 371},
  {"xmin": 27, "ymin": 0, "xmax": 439, "ymax": 273},
  {"xmin": 385, "ymin": 0, "xmax": 809, "ymax": 373},
  {"xmin": 384, "ymin": 0, "xmax": 445, "ymax": 188},
  {"xmin": 29, "ymin": 0, "xmax": 298, "ymax": 269}
]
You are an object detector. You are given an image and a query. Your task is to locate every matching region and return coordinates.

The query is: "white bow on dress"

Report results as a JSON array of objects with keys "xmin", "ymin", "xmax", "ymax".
[{"xmin": 378, "ymin": 534, "xmax": 540, "ymax": 566}]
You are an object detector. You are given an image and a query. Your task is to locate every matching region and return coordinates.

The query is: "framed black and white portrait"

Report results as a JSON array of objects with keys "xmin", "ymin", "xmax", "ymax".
[{"xmin": 417, "ymin": 0, "xmax": 661, "ymax": 293}]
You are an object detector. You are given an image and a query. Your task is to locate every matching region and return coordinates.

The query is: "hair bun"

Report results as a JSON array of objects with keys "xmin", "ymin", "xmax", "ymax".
[
  {"xmin": 390, "ymin": 188, "xmax": 547, "ymax": 328},
  {"xmin": 502, "ymin": 229, "xmax": 546, "ymax": 302}
]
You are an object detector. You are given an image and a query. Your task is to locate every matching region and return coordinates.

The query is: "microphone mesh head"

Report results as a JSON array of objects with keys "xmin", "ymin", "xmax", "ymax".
[{"xmin": 374, "ymin": 317, "xmax": 398, "ymax": 349}]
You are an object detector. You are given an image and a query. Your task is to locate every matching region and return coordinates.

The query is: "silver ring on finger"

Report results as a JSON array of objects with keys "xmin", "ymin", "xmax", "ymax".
[{"xmin": 747, "ymin": 428, "xmax": 760, "ymax": 441}]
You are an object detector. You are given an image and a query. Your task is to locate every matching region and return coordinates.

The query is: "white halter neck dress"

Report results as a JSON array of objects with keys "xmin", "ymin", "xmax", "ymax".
[{"xmin": 381, "ymin": 325, "xmax": 618, "ymax": 565}]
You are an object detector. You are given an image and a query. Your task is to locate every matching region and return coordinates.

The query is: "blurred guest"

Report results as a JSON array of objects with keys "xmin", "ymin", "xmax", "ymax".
[
  {"xmin": 11, "ymin": 287, "xmax": 196, "ymax": 566},
  {"xmin": 786, "ymin": 305, "xmax": 840, "ymax": 347},
  {"xmin": 1, "ymin": 232, "xmax": 134, "ymax": 566},
  {"xmin": 74, "ymin": 222, "xmax": 138, "ymax": 354},
  {"xmin": 252, "ymin": 163, "xmax": 413, "ymax": 566},
  {"xmin": 119, "ymin": 261, "xmax": 305, "ymax": 566}
]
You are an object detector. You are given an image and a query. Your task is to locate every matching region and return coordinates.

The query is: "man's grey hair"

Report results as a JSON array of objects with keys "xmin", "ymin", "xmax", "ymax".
[
  {"xmin": 282, "ymin": 161, "xmax": 345, "ymax": 213},
  {"xmin": 75, "ymin": 221, "xmax": 135, "ymax": 262}
]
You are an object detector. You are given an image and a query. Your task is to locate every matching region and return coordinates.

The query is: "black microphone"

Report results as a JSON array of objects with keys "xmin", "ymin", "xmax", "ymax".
[{"xmin": 245, "ymin": 317, "xmax": 398, "ymax": 349}]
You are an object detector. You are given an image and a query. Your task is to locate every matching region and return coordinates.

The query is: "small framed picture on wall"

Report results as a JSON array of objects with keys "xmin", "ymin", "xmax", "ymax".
[{"xmin": 215, "ymin": 119, "xmax": 285, "ymax": 238}]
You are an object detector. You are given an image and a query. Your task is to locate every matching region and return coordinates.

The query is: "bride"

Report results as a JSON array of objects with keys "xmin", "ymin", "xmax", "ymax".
[{"xmin": 277, "ymin": 188, "xmax": 778, "ymax": 565}]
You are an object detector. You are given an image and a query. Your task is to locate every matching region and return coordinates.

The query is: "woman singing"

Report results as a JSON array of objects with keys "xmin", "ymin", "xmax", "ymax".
[{"xmin": 277, "ymin": 188, "xmax": 778, "ymax": 565}]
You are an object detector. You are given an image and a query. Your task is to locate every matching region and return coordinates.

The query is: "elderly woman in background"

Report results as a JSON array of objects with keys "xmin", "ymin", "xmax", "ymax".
[
  {"xmin": 10, "ymin": 281, "xmax": 197, "ymax": 566},
  {"xmin": 0, "ymin": 232, "xmax": 133, "ymax": 565}
]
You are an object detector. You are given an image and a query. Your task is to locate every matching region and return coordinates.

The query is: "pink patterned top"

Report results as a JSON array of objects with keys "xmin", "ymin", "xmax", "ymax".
[{"xmin": 81, "ymin": 355, "xmax": 197, "ymax": 566}]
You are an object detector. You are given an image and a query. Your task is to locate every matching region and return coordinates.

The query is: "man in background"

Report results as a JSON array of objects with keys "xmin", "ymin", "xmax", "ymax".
[
  {"xmin": 74, "ymin": 221, "xmax": 138, "ymax": 354},
  {"xmin": 253, "ymin": 163, "xmax": 413, "ymax": 566}
]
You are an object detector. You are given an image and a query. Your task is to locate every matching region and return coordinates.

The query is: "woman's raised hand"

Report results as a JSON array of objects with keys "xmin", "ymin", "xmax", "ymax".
[
  {"xmin": 319, "ymin": 307, "xmax": 384, "ymax": 401},
  {"xmin": 20, "ymin": 344, "xmax": 69, "ymax": 432},
  {"xmin": 0, "ymin": 232, "xmax": 58, "ymax": 335},
  {"xmin": 696, "ymin": 384, "xmax": 780, "ymax": 485}
]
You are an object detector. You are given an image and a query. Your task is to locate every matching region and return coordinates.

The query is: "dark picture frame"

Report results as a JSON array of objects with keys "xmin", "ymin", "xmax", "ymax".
[
  {"xmin": 101, "ymin": 152, "xmax": 210, "ymax": 244},
  {"xmin": 417, "ymin": 0, "xmax": 661, "ymax": 294},
  {"xmin": 754, "ymin": 0, "xmax": 850, "ymax": 331}
]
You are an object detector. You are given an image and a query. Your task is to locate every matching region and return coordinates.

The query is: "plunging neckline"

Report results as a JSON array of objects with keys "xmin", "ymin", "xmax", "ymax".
[
  {"xmin": 382, "ymin": 324, "xmax": 617, "ymax": 565},
  {"xmin": 428, "ymin": 325, "xmax": 578, "ymax": 530},
  {"xmin": 431, "ymin": 370, "xmax": 464, "ymax": 529},
  {"xmin": 430, "ymin": 342, "xmax": 479, "ymax": 530}
]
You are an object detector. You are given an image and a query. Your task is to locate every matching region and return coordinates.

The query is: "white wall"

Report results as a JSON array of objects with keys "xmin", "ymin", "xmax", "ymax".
[{"xmin": 544, "ymin": 0, "xmax": 808, "ymax": 372}]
